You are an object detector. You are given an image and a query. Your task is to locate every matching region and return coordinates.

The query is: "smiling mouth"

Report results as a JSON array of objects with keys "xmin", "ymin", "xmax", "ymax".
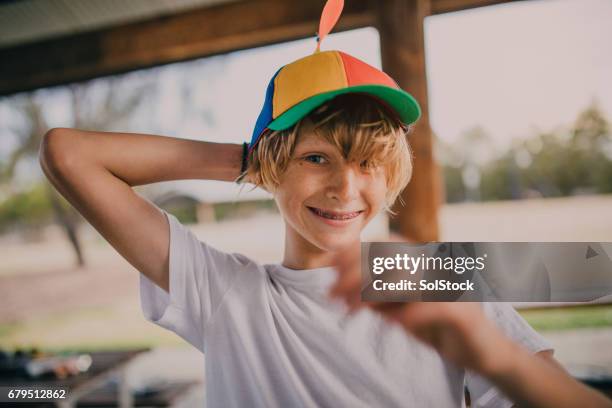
[{"xmin": 307, "ymin": 206, "xmax": 363, "ymax": 221}]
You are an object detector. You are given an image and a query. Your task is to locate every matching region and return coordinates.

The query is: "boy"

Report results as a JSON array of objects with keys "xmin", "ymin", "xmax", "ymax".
[{"xmin": 38, "ymin": 10, "xmax": 608, "ymax": 406}]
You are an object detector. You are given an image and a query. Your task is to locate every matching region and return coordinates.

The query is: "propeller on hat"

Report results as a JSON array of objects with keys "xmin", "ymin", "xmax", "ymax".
[{"xmin": 315, "ymin": 0, "xmax": 344, "ymax": 52}]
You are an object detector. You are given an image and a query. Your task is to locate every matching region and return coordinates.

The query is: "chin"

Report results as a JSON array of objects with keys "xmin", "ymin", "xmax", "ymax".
[
  {"xmin": 301, "ymin": 213, "xmax": 369, "ymax": 250},
  {"xmin": 307, "ymin": 229, "xmax": 361, "ymax": 252}
]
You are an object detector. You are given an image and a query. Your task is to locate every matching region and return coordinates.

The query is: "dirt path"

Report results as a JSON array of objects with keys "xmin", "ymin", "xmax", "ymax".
[{"xmin": 0, "ymin": 257, "xmax": 138, "ymax": 325}]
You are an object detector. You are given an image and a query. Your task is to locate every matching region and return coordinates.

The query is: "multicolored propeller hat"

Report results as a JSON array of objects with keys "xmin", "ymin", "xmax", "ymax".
[{"xmin": 248, "ymin": 0, "xmax": 421, "ymax": 153}]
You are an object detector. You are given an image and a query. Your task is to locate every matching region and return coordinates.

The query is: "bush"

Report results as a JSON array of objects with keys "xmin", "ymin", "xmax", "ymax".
[{"xmin": 0, "ymin": 183, "xmax": 54, "ymax": 232}]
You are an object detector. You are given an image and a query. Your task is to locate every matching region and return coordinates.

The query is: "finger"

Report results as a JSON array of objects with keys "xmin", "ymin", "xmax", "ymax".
[
  {"xmin": 329, "ymin": 279, "xmax": 361, "ymax": 298},
  {"xmin": 345, "ymin": 297, "xmax": 361, "ymax": 314},
  {"xmin": 392, "ymin": 303, "xmax": 446, "ymax": 336},
  {"xmin": 344, "ymin": 289, "xmax": 366, "ymax": 313},
  {"xmin": 331, "ymin": 241, "xmax": 361, "ymax": 271},
  {"xmin": 368, "ymin": 302, "xmax": 439, "ymax": 333},
  {"xmin": 329, "ymin": 270, "xmax": 361, "ymax": 298},
  {"xmin": 330, "ymin": 259, "xmax": 361, "ymax": 297},
  {"xmin": 369, "ymin": 301, "xmax": 409, "ymax": 321},
  {"xmin": 329, "ymin": 273, "xmax": 366, "ymax": 313}
]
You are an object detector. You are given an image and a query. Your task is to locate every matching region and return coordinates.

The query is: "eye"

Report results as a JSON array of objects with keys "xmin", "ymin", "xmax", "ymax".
[
  {"xmin": 304, "ymin": 154, "xmax": 328, "ymax": 164},
  {"xmin": 360, "ymin": 159, "xmax": 381, "ymax": 173},
  {"xmin": 360, "ymin": 160, "xmax": 373, "ymax": 170}
]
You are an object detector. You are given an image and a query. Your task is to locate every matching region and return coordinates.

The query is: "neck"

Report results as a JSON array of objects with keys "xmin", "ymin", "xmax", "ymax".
[{"xmin": 282, "ymin": 224, "xmax": 337, "ymax": 270}]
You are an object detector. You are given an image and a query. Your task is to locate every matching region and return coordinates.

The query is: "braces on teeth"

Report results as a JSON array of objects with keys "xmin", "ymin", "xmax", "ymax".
[{"xmin": 313, "ymin": 208, "xmax": 358, "ymax": 220}]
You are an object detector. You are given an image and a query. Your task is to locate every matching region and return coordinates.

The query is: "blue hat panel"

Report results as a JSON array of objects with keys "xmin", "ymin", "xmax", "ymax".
[{"xmin": 249, "ymin": 68, "xmax": 282, "ymax": 148}]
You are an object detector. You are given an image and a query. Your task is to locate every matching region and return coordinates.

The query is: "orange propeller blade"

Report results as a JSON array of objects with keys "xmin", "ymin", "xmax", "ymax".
[{"xmin": 316, "ymin": 0, "xmax": 344, "ymax": 52}]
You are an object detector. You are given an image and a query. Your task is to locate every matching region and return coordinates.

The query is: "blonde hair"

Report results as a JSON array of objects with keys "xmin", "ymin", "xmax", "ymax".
[{"xmin": 245, "ymin": 94, "xmax": 414, "ymax": 211}]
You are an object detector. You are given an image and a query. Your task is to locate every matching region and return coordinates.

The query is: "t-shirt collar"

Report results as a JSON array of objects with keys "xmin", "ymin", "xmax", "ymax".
[{"xmin": 266, "ymin": 263, "xmax": 339, "ymax": 294}]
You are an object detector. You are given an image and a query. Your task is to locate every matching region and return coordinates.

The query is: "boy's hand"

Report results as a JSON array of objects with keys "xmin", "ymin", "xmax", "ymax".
[
  {"xmin": 330, "ymin": 247, "xmax": 612, "ymax": 408},
  {"xmin": 329, "ymin": 244, "xmax": 511, "ymax": 376}
]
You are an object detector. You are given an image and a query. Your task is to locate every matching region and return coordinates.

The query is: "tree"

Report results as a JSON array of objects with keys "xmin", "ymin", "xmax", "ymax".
[
  {"xmin": 440, "ymin": 102, "xmax": 612, "ymax": 202},
  {"xmin": 0, "ymin": 75, "xmax": 153, "ymax": 268}
]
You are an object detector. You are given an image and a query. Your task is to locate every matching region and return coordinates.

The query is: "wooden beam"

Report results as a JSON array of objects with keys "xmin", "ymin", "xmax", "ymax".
[
  {"xmin": 431, "ymin": 0, "xmax": 524, "ymax": 15},
  {"xmin": 377, "ymin": 0, "xmax": 442, "ymax": 242},
  {"xmin": 0, "ymin": 0, "xmax": 375, "ymax": 96}
]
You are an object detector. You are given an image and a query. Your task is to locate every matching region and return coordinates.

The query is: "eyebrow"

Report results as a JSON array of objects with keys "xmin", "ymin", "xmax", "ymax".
[
  {"xmin": 294, "ymin": 139, "xmax": 336, "ymax": 153},
  {"xmin": 294, "ymin": 130, "xmax": 325, "ymax": 144}
]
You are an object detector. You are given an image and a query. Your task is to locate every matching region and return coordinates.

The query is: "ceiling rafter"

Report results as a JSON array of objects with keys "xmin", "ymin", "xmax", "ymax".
[{"xmin": 0, "ymin": 0, "xmax": 521, "ymax": 96}]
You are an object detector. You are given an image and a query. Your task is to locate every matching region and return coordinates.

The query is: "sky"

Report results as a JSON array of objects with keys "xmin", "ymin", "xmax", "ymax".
[
  {"xmin": 0, "ymin": 0, "xmax": 610, "ymax": 202},
  {"xmin": 425, "ymin": 0, "xmax": 612, "ymax": 148}
]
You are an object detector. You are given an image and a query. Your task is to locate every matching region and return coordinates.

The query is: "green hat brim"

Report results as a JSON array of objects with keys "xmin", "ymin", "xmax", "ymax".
[{"xmin": 268, "ymin": 85, "xmax": 421, "ymax": 132}]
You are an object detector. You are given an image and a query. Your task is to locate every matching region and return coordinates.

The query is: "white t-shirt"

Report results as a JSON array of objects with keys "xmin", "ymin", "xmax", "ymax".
[{"xmin": 140, "ymin": 212, "xmax": 552, "ymax": 408}]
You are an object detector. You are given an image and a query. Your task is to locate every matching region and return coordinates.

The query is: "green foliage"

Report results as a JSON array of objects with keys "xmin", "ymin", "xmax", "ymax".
[
  {"xmin": 0, "ymin": 183, "xmax": 54, "ymax": 231},
  {"xmin": 479, "ymin": 154, "xmax": 519, "ymax": 201},
  {"xmin": 442, "ymin": 103, "xmax": 612, "ymax": 202},
  {"xmin": 160, "ymin": 200, "xmax": 198, "ymax": 224},
  {"xmin": 519, "ymin": 304, "xmax": 612, "ymax": 331},
  {"xmin": 442, "ymin": 165, "xmax": 466, "ymax": 202},
  {"xmin": 214, "ymin": 199, "xmax": 278, "ymax": 221},
  {"xmin": 171, "ymin": 206, "xmax": 198, "ymax": 224}
]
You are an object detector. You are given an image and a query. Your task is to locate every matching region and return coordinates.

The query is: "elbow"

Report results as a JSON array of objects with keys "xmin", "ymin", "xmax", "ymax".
[{"xmin": 39, "ymin": 128, "xmax": 76, "ymax": 176}]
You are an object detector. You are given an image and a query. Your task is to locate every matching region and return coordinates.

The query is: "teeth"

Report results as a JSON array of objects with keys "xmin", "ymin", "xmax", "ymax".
[{"xmin": 313, "ymin": 208, "xmax": 358, "ymax": 220}]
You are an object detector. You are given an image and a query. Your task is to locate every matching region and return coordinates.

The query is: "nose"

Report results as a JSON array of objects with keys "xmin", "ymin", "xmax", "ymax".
[{"xmin": 326, "ymin": 163, "xmax": 361, "ymax": 203}]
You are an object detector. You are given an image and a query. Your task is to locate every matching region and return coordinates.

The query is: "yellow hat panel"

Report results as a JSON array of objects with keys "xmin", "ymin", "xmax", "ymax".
[{"xmin": 272, "ymin": 51, "xmax": 348, "ymax": 118}]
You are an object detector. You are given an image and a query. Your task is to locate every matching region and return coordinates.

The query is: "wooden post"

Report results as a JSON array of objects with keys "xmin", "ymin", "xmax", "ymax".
[{"xmin": 376, "ymin": 0, "xmax": 441, "ymax": 242}]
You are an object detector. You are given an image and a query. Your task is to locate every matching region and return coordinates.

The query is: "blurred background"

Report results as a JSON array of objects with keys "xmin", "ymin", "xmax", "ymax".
[{"xmin": 0, "ymin": 0, "xmax": 611, "ymax": 406}]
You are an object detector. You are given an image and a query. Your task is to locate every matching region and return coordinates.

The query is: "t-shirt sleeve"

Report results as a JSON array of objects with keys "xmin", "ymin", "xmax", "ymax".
[
  {"xmin": 465, "ymin": 302, "xmax": 554, "ymax": 408},
  {"xmin": 139, "ymin": 211, "xmax": 247, "ymax": 352}
]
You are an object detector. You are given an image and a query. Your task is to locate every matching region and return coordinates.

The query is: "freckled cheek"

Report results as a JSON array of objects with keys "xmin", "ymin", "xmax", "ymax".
[
  {"xmin": 290, "ymin": 171, "xmax": 328, "ymax": 198},
  {"xmin": 364, "ymin": 180, "xmax": 388, "ymax": 216},
  {"xmin": 276, "ymin": 186, "xmax": 309, "ymax": 220}
]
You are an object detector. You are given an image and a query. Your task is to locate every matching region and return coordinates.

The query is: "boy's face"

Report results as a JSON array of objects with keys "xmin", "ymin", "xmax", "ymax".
[{"xmin": 274, "ymin": 121, "xmax": 387, "ymax": 254}]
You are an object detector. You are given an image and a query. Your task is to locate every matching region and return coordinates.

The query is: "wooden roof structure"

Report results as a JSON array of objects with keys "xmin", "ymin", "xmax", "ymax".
[{"xmin": 0, "ymin": 0, "xmax": 522, "ymax": 242}]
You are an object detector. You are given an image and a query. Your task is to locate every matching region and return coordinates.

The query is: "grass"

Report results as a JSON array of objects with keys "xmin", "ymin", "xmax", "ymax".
[
  {"xmin": 2, "ymin": 303, "xmax": 611, "ymax": 352},
  {"xmin": 519, "ymin": 304, "xmax": 612, "ymax": 331},
  {"xmin": 0, "ymin": 302, "xmax": 185, "ymax": 352}
]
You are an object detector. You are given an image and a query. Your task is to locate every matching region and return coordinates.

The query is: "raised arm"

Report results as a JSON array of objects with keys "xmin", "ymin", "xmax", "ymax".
[
  {"xmin": 39, "ymin": 128, "xmax": 242, "ymax": 292},
  {"xmin": 329, "ymin": 246, "xmax": 612, "ymax": 408}
]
